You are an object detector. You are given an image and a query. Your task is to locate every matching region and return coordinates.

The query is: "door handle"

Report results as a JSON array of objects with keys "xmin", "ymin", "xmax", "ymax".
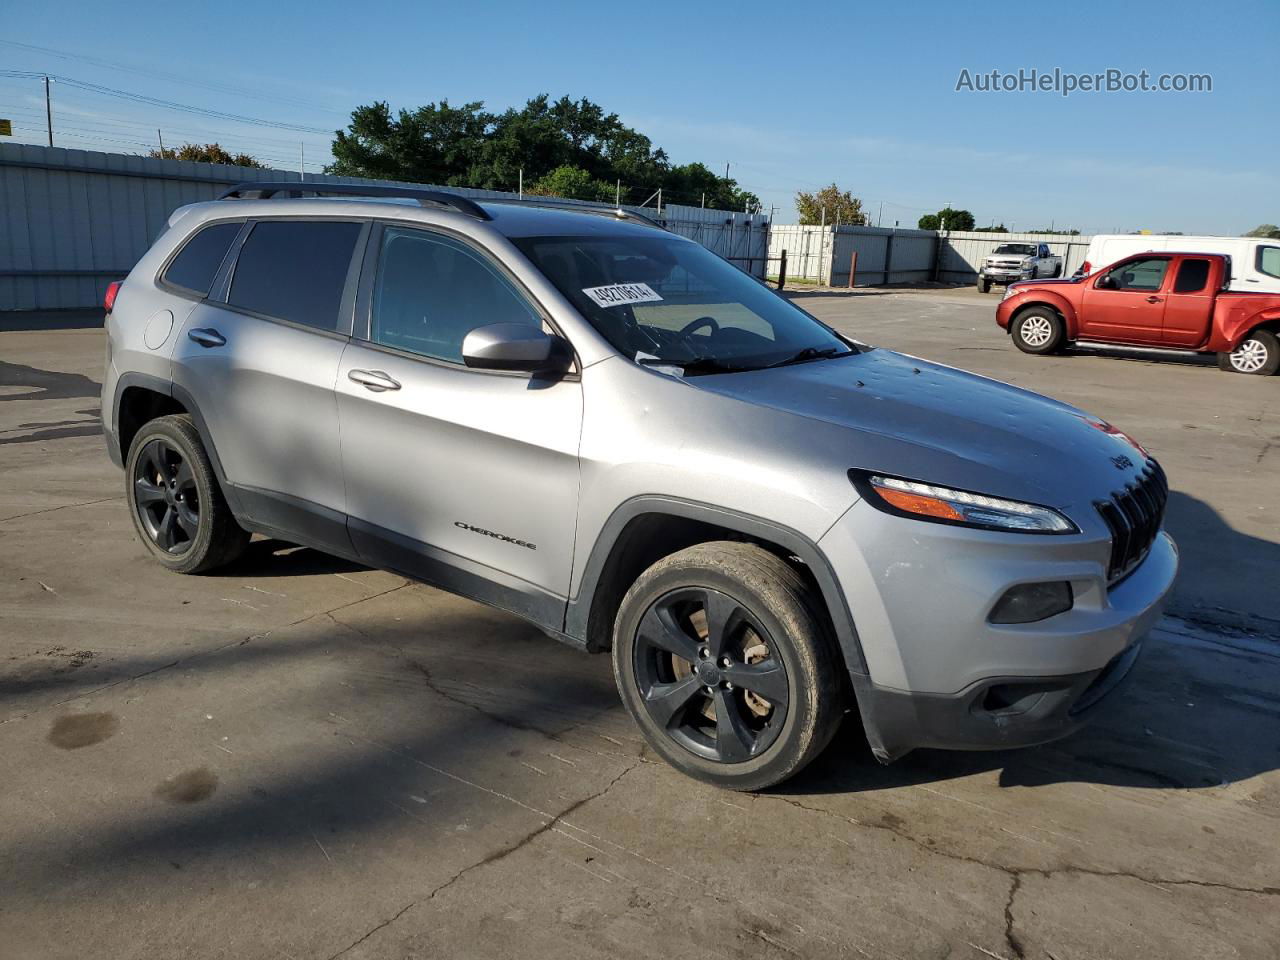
[
  {"xmin": 1145, "ymin": 296, "xmax": 1162, "ymax": 304},
  {"xmin": 348, "ymin": 369, "xmax": 401, "ymax": 392},
  {"xmin": 188, "ymin": 327, "xmax": 226, "ymax": 348}
]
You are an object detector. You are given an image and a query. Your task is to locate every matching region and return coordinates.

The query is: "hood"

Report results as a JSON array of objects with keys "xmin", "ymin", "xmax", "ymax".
[{"xmin": 690, "ymin": 348, "xmax": 1153, "ymax": 516}]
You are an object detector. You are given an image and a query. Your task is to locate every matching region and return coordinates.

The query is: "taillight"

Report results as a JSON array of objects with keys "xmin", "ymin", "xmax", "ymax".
[
  {"xmin": 104, "ymin": 280, "xmax": 123, "ymax": 313},
  {"xmin": 1080, "ymin": 260, "xmax": 1092, "ymax": 276}
]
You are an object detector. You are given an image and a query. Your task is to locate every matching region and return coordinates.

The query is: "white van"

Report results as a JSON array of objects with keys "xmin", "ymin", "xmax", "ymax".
[{"xmin": 1078, "ymin": 235, "xmax": 1280, "ymax": 293}]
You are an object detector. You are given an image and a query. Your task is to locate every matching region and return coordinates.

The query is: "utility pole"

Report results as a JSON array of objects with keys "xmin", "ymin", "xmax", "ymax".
[
  {"xmin": 724, "ymin": 162, "xmax": 730, "ymax": 181},
  {"xmin": 518, "ymin": 168, "xmax": 523, "ymax": 199},
  {"xmin": 44, "ymin": 76, "xmax": 53, "ymax": 146},
  {"xmin": 157, "ymin": 129, "xmax": 165, "ymax": 158},
  {"xmin": 701, "ymin": 192, "xmax": 705, "ymax": 209},
  {"xmin": 300, "ymin": 142, "xmax": 305, "ymax": 181},
  {"xmin": 615, "ymin": 179, "xmax": 621, "ymax": 207},
  {"xmin": 877, "ymin": 201, "xmax": 883, "ymax": 227},
  {"xmin": 657, "ymin": 187, "xmax": 662, "ymax": 217}
]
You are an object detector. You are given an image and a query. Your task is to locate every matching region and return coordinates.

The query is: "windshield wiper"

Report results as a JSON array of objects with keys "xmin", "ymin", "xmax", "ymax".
[
  {"xmin": 637, "ymin": 356, "xmax": 751, "ymax": 376},
  {"xmin": 765, "ymin": 346, "xmax": 850, "ymax": 369}
]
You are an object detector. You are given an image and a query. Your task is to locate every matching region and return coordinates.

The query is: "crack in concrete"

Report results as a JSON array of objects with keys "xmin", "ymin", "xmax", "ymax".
[
  {"xmin": 2, "ymin": 584, "xmax": 411, "ymax": 724},
  {"xmin": 0, "ymin": 495, "xmax": 122, "ymax": 524},
  {"xmin": 766, "ymin": 791, "xmax": 1278, "ymax": 957},
  {"xmin": 322, "ymin": 763, "xmax": 640, "ymax": 960},
  {"xmin": 327, "ymin": 610, "xmax": 648, "ymax": 765},
  {"xmin": 1002, "ymin": 873, "xmax": 1025, "ymax": 960}
]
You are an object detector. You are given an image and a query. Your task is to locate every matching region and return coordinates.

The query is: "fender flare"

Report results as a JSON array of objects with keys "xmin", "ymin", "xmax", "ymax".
[
  {"xmin": 567, "ymin": 495, "xmax": 869, "ymax": 678},
  {"xmin": 110, "ymin": 373, "xmax": 244, "ymax": 517},
  {"xmin": 1008, "ymin": 293, "xmax": 1079, "ymax": 339}
]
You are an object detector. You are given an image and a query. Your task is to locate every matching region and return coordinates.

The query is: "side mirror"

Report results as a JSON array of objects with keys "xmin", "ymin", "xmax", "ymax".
[
  {"xmin": 462, "ymin": 323, "xmax": 571, "ymax": 374},
  {"xmin": 1096, "ymin": 274, "xmax": 1117, "ymax": 290}
]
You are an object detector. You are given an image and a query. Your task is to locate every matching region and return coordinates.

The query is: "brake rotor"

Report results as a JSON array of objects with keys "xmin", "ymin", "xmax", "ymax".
[{"xmin": 669, "ymin": 609, "xmax": 773, "ymax": 722}]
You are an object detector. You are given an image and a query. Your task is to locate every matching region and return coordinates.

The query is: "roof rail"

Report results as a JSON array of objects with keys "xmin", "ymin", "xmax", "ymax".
[
  {"xmin": 484, "ymin": 197, "xmax": 666, "ymax": 230},
  {"xmin": 217, "ymin": 181, "xmax": 492, "ymax": 221}
]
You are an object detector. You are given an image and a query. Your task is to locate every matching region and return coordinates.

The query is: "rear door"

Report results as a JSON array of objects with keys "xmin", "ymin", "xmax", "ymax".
[
  {"xmin": 1161, "ymin": 256, "xmax": 1217, "ymax": 347},
  {"xmin": 171, "ymin": 217, "xmax": 368, "ymax": 550},
  {"xmin": 335, "ymin": 223, "xmax": 582, "ymax": 625},
  {"xmin": 1079, "ymin": 256, "xmax": 1170, "ymax": 343}
]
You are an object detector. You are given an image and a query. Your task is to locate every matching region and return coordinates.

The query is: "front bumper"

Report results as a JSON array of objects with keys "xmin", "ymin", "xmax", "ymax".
[
  {"xmin": 981, "ymin": 267, "xmax": 1033, "ymax": 282},
  {"xmin": 819, "ymin": 499, "xmax": 1178, "ymax": 761}
]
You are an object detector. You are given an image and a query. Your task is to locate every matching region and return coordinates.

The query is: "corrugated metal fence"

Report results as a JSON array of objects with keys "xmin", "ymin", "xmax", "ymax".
[
  {"xmin": 768, "ymin": 224, "xmax": 1093, "ymax": 286},
  {"xmin": 0, "ymin": 143, "xmax": 768, "ymax": 310}
]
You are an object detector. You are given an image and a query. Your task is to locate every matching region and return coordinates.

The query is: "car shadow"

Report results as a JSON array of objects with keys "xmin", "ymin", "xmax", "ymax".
[{"xmin": 206, "ymin": 538, "xmax": 369, "ymax": 578}]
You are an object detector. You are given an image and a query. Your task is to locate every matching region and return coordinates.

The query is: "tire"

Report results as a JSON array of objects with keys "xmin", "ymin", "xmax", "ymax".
[
  {"xmin": 124, "ymin": 414, "xmax": 249, "ymax": 574},
  {"xmin": 1052, "ymin": 263, "xmax": 1062, "ymax": 278},
  {"xmin": 977, "ymin": 277, "xmax": 991, "ymax": 294},
  {"xmin": 1011, "ymin": 306, "xmax": 1066, "ymax": 355},
  {"xmin": 1218, "ymin": 329, "xmax": 1280, "ymax": 376},
  {"xmin": 611, "ymin": 541, "xmax": 844, "ymax": 791}
]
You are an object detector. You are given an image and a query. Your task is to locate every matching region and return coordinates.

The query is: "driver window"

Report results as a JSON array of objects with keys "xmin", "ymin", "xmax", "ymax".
[
  {"xmin": 370, "ymin": 228, "xmax": 542, "ymax": 364},
  {"xmin": 1104, "ymin": 257, "xmax": 1168, "ymax": 292}
]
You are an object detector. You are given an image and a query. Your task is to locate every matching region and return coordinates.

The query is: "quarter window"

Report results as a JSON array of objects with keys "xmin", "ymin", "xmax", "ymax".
[
  {"xmin": 1173, "ymin": 258, "xmax": 1211, "ymax": 293},
  {"xmin": 228, "ymin": 220, "xmax": 362, "ymax": 331},
  {"xmin": 369, "ymin": 228, "xmax": 542, "ymax": 364},
  {"xmin": 161, "ymin": 221, "xmax": 242, "ymax": 295},
  {"xmin": 1105, "ymin": 257, "xmax": 1168, "ymax": 292},
  {"xmin": 1258, "ymin": 246, "xmax": 1280, "ymax": 279}
]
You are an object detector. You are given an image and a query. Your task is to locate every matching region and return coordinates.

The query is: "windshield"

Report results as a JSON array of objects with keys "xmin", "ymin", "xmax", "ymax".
[
  {"xmin": 513, "ymin": 233, "xmax": 852, "ymax": 374},
  {"xmin": 994, "ymin": 244, "xmax": 1036, "ymax": 255}
]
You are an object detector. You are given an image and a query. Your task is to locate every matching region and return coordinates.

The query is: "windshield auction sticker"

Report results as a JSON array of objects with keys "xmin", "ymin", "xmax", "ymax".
[{"xmin": 582, "ymin": 283, "xmax": 664, "ymax": 308}]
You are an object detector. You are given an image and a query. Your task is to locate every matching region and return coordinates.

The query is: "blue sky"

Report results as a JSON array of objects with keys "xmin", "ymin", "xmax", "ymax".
[{"xmin": 2, "ymin": 0, "xmax": 1276, "ymax": 233}]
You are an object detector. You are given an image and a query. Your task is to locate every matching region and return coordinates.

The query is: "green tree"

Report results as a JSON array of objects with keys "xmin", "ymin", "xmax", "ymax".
[
  {"xmin": 327, "ymin": 93, "xmax": 759, "ymax": 213},
  {"xmin": 918, "ymin": 207, "xmax": 975, "ymax": 231},
  {"xmin": 526, "ymin": 165, "xmax": 615, "ymax": 202},
  {"xmin": 149, "ymin": 142, "xmax": 264, "ymax": 167},
  {"xmin": 972, "ymin": 223, "xmax": 1008, "ymax": 233},
  {"xmin": 795, "ymin": 184, "xmax": 866, "ymax": 226},
  {"xmin": 1244, "ymin": 224, "xmax": 1280, "ymax": 239}
]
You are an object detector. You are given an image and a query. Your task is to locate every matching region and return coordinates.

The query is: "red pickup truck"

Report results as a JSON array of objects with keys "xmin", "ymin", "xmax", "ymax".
[{"xmin": 996, "ymin": 252, "xmax": 1280, "ymax": 375}]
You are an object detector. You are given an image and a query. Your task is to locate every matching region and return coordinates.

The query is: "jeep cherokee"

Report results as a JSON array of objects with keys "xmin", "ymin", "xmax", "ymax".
[{"xmin": 101, "ymin": 182, "xmax": 1178, "ymax": 790}]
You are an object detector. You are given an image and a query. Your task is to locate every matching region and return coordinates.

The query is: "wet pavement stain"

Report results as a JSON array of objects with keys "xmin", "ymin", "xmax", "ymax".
[
  {"xmin": 155, "ymin": 767, "xmax": 218, "ymax": 804},
  {"xmin": 48, "ymin": 712, "xmax": 119, "ymax": 749}
]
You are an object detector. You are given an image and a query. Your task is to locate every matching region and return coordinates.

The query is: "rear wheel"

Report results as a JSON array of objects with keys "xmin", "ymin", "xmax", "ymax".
[
  {"xmin": 1052, "ymin": 263, "xmax": 1062, "ymax": 278},
  {"xmin": 612, "ymin": 542, "xmax": 844, "ymax": 791},
  {"xmin": 125, "ymin": 415, "xmax": 249, "ymax": 573},
  {"xmin": 1011, "ymin": 306, "xmax": 1066, "ymax": 355},
  {"xmin": 1218, "ymin": 330, "xmax": 1280, "ymax": 376},
  {"xmin": 977, "ymin": 277, "xmax": 991, "ymax": 294}
]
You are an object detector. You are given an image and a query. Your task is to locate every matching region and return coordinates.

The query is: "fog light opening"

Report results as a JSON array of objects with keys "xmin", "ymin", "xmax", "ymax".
[{"xmin": 988, "ymin": 581, "xmax": 1073, "ymax": 625}]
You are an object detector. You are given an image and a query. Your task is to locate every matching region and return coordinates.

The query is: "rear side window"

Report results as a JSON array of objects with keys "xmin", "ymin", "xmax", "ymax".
[
  {"xmin": 1259, "ymin": 246, "xmax": 1280, "ymax": 279},
  {"xmin": 228, "ymin": 221, "xmax": 362, "ymax": 331},
  {"xmin": 162, "ymin": 222, "xmax": 242, "ymax": 295},
  {"xmin": 1173, "ymin": 258, "xmax": 1211, "ymax": 293}
]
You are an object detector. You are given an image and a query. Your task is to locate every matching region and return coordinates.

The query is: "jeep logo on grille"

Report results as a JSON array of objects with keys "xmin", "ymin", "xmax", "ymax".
[
  {"xmin": 455, "ymin": 521, "xmax": 537, "ymax": 550},
  {"xmin": 1111, "ymin": 455, "xmax": 1134, "ymax": 470}
]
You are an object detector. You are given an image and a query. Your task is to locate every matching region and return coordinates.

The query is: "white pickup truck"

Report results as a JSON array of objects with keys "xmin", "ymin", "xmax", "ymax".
[{"xmin": 977, "ymin": 242, "xmax": 1063, "ymax": 293}]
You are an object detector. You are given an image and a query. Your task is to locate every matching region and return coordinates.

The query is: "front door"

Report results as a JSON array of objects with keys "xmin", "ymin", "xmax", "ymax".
[
  {"xmin": 171, "ymin": 218, "xmax": 366, "ymax": 549},
  {"xmin": 336, "ymin": 224, "xmax": 583, "ymax": 628},
  {"xmin": 1079, "ymin": 256, "xmax": 1170, "ymax": 343}
]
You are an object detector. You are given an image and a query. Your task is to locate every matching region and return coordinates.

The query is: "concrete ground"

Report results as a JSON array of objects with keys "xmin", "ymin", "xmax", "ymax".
[{"xmin": 1, "ymin": 299, "xmax": 1277, "ymax": 960}]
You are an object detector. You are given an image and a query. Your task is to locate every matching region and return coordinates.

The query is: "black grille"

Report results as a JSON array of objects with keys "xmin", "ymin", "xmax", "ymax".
[{"xmin": 1096, "ymin": 459, "xmax": 1168, "ymax": 584}]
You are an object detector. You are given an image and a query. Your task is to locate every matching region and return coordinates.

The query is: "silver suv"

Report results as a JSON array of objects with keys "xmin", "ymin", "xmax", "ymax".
[{"xmin": 102, "ymin": 182, "xmax": 1177, "ymax": 790}]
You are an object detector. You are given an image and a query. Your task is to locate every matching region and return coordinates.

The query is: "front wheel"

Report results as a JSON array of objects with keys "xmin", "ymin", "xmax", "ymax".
[
  {"xmin": 1218, "ymin": 330, "xmax": 1280, "ymax": 376},
  {"xmin": 612, "ymin": 542, "xmax": 844, "ymax": 791},
  {"xmin": 1011, "ymin": 306, "xmax": 1066, "ymax": 355},
  {"xmin": 977, "ymin": 276, "xmax": 991, "ymax": 294}
]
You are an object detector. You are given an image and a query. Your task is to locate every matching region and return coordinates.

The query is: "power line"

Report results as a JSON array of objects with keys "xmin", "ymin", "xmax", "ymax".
[
  {"xmin": 0, "ymin": 39, "xmax": 341, "ymax": 114},
  {"xmin": 0, "ymin": 70, "xmax": 331, "ymax": 134}
]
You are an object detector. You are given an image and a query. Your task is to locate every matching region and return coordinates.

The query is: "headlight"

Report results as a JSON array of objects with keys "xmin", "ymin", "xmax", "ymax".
[
  {"xmin": 1002, "ymin": 284, "xmax": 1020, "ymax": 300},
  {"xmin": 855, "ymin": 474, "xmax": 1077, "ymax": 534}
]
